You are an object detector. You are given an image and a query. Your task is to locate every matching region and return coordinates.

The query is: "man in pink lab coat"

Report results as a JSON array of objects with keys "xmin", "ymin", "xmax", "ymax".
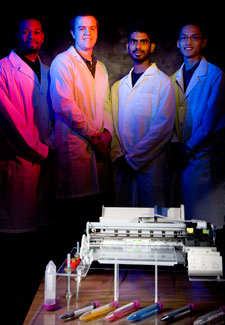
[{"xmin": 0, "ymin": 17, "xmax": 55, "ymax": 324}]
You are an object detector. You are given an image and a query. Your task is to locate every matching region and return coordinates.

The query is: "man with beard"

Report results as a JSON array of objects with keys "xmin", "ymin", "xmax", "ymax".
[
  {"xmin": 0, "ymin": 17, "xmax": 55, "ymax": 324},
  {"xmin": 111, "ymin": 20, "xmax": 175, "ymax": 207}
]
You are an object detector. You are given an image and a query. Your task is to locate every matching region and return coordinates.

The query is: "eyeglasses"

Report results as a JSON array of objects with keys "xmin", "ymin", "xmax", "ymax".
[{"xmin": 178, "ymin": 35, "xmax": 202, "ymax": 42}]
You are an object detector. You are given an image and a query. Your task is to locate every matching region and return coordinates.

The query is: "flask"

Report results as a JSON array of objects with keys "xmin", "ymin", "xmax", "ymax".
[{"xmin": 43, "ymin": 260, "xmax": 56, "ymax": 310}]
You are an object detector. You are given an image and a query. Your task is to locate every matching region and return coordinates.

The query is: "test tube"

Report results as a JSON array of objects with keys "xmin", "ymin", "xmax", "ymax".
[
  {"xmin": 43, "ymin": 260, "xmax": 56, "ymax": 310},
  {"xmin": 79, "ymin": 301, "xmax": 118, "ymax": 321},
  {"xmin": 127, "ymin": 301, "xmax": 163, "ymax": 321},
  {"xmin": 104, "ymin": 300, "xmax": 140, "ymax": 321}
]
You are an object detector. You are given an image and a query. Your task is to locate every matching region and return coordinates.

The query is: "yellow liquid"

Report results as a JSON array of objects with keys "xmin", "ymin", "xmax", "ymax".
[{"xmin": 80, "ymin": 306, "xmax": 116, "ymax": 320}]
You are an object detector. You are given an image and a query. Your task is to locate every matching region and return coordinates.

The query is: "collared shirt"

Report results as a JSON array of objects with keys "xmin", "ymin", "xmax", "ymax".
[
  {"xmin": 75, "ymin": 47, "xmax": 97, "ymax": 78},
  {"xmin": 183, "ymin": 61, "xmax": 200, "ymax": 90}
]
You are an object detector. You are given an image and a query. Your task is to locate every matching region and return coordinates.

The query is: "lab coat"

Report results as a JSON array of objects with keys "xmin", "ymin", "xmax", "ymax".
[
  {"xmin": 171, "ymin": 57, "xmax": 225, "ymax": 228},
  {"xmin": 0, "ymin": 50, "xmax": 54, "ymax": 232},
  {"xmin": 50, "ymin": 46, "xmax": 113, "ymax": 199},
  {"xmin": 111, "ymin": 64, "xmax": 175, "ymax": 206}
]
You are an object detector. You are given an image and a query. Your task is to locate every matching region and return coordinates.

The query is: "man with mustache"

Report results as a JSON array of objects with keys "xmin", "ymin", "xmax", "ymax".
[
  {"xmin": 0, "ymin": 17, "xmax": 55, "ymax": 324},
  {"xmin": 111, "ymin": 20, "xmax": 175, "ymax": 207}
]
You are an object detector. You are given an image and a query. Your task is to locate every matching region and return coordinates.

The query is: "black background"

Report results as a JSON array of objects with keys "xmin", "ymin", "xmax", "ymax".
[{"xmin": 1, "ymin": 1, "xmax": 224, "ymax": 84}]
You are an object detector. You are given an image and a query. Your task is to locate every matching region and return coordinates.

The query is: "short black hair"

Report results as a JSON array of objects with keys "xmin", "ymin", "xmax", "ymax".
[
  {"xmin": 127, "ymin": 20, "xmax": 155, "ymax": 42},
  {"xmin": 15, "ymin": 16, "xmax": 44, "ymax": 33},
  {"xmin": 177, "ymin": 21, "xmax": 208, "ymax": 39},
  {"xmin": 69, "ymin": 10, "xmax": 99, "ymax": 31}
]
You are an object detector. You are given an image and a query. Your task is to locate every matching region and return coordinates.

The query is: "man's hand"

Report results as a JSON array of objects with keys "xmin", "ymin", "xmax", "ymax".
[{"xmin": 91, "ymin": 129, "xmax": 112, "ymax": 160}]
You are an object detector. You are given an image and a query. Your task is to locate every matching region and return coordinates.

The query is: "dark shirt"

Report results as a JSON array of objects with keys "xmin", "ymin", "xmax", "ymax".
[
  {"xmin": 131, "ymin": 70, "xmax": 144, "ymax": 87},
  {"xmin": 183, "ymin": 61, "xmax": 200, "ymax": 91},
  {"xmin": 76, "ymin": 48, "xmax": 97, "ymax": 78},
  {"xmin": 15, "ymin": 50, "xmax": 41, "ymax": 83}
]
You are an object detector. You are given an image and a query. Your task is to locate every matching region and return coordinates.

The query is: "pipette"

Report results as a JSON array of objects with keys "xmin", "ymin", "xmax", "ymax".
[
  {"xmin": 161, "ymin": 303, "xmax": 194, "ymax": 321},
  {"xmin": 193, "ymin": 306, "xmax": 225, "ymax": 325},
  {"xmin": 59, "ymin": 301, "xmax": 99, "ymax": 321}
]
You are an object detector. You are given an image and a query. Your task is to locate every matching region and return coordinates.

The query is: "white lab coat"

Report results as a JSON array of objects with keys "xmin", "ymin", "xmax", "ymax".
[
  {"xmin": 0, "ymin": 50, "xmax": 54, "ymax": 232},
  {"xmin": 50, "ymin": 46, "xmax": 113, "ymax": 199},
  {"xmin": 111, "ymin": 64, "xmax": 175, "ymax": 207},
  {"xmin": 171, "ymin": 57, "xmax": 225, "ymax": 228}
]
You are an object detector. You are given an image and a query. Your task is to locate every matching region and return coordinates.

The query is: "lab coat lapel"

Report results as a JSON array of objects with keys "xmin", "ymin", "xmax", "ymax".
[
  {"xmin": 9, "ymin": 50, "xmax": 40, "ymax": 85},
  {"xmin": 185, "ymin": 58, "xmax": 208, "ymax": 97},
  {"xmin": 125, "ymin": 68, "xmax": 133, "ymax": 89},
  {"xmin": 175, "ymin": 65, "xmax": 185, "ymax": 92},
  {"xmin": 68, "ymin": 46, "xmax": 92, "ymax": 73},
  {"xmin": 125, "ymin": 64, "xmax": 157, "ymax": 89}
]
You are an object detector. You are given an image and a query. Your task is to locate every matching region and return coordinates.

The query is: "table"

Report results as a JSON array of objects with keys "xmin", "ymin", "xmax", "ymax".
[{"xmin": 24, "ymin": 266, "xmax": 225, "ymax": 325}]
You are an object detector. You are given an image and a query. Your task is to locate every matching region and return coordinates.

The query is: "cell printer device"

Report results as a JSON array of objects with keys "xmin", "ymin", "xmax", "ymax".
[{"xmin": 79, "ymin": 206, "xmax": 223, "ymax": 279}]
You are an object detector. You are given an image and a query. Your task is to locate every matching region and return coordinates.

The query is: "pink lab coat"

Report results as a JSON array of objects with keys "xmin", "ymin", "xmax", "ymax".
[{"xmin": 0, "ymin": 50, "xmax": 54, "ymax": 232}]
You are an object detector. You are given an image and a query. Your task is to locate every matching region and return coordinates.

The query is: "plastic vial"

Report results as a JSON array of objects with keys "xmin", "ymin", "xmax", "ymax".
[{"xmin": 43, "ymin": 260, "xmax": 56, "ymax": 310}]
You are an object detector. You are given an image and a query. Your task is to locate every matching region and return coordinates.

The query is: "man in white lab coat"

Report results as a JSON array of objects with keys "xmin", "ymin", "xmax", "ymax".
[
  {"xmin": 0, "ymin": 18, "xmax": 55, "ymax": 324},
  {"xmin": 171, "ymin": 24, "xmax": 225, "ymax": 230},
  {"xmin": 111, "ymin": 20, "xmax": 175, "ymax": 207},
  {"xmin": 50, "ymin": 13, "xmax": 113, "ymax": 256}
]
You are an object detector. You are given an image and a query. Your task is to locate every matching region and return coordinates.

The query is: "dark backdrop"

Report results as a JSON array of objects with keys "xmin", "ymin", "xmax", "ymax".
[{"xmin": 0, "ymin": 2, "xmax": 224, "ymax": 85}]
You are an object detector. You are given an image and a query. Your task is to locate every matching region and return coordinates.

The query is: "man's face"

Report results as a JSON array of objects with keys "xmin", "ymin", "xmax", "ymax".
[
  {"xmin": 127, "ymin": 32, "xmax": 152, "ymax": 63},
  {"xmin": 17, "ymin": 19, "xmax": 44, "ymax": 55},
  {"xmin": 71, "ymin": 15, "xmax": 98, "ymax": 53},
  {"xmin": 177, "ymin": 25, "xmax": 207, "ymax": 60}
]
